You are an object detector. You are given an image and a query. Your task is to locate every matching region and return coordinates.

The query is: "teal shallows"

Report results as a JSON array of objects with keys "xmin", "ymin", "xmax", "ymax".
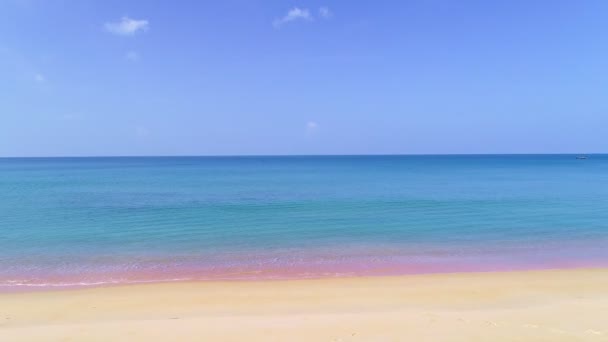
[{"xmin": 1, "ymin": 155, "xmax": 607, "ymax": 287}]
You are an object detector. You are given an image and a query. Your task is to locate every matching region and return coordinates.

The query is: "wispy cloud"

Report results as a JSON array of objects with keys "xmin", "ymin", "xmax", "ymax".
[
  {"xmin": 319, "ymin": 7, "xmax": 332, "ymax": 19},
  {"xmin": 33, "ymin": 73, "xmax": 45, "ymax": 83},
  {"xmin": 273, "ymin": 7, "xmax": 333, "ymax": 28},
  {"xmin": 125, "ymin": 50, "xmax": 140, "ymax": 62},
  {"xmin": 273, "ymin": 7, "xmax": 312, "ymax": 28},
  {"xmin": 306, "ymin": 121, "xmax": 319, "ymax": 134},
  {"xmin": 104, "ymin": 16, "xmax": 149, "ymax": 36}
]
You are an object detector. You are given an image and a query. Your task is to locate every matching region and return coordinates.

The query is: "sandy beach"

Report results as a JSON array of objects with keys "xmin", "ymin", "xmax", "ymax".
[{"xmin": 1, "ymin": 268, "xmax": 607, "ymax": 341}]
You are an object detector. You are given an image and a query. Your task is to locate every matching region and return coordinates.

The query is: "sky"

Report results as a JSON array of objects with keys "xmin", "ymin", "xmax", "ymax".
[{"xmin": 1, "ymin": 0, "xmax": 607, "ymax": 157}]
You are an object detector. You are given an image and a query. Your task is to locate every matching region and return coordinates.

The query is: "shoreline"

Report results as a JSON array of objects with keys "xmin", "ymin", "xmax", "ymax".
[
  {"xmin": 3, "ymin": 263, "xmax": 608, "ymax": 293},
  {"xmin": 2, "ymin": 267, "xmax": 607, "ymax": 341}
]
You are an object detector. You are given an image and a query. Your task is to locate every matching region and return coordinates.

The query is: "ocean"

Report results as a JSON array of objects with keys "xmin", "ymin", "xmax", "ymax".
[{"xmin": 1, "ymin": 155, "xmax": 608, "ymax": 289}]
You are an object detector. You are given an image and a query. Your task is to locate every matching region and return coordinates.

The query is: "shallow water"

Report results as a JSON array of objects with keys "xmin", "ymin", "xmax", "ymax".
[{"xmin": 1, "ymin": 155, "xmax": 607, "ymax": 289}]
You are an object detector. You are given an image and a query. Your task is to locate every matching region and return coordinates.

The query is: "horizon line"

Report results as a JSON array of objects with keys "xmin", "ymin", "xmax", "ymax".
[{"xmin": 0, "ymin": 152, "xmax": 602, "ymax": 159}]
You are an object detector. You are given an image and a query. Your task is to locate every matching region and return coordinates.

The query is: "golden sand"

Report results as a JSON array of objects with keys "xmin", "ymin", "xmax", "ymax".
[{"xmin": 1, "ymin": 268, "xmax": 608, "ymax": 341}]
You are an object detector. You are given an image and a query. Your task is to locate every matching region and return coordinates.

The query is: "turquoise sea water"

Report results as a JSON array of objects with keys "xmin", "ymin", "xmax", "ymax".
[{"xmin": 1, "ymin": 155, "xmax": 608, "ymax": 289}]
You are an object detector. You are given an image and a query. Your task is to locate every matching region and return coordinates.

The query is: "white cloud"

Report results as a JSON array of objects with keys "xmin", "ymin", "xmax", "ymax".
[
  {"xmin": 104, "ymin": 16, "xmax": 149, "ymax": 36},
  {"xmin": 125, "ymin": 51, "xmax": 140, "ymax": 62},
  {"xmin": 319, "ymin": 7, "xmax": 332, "ymax": 19},
  {"xmin": 306, "ymin": 121, "xmax": 319, "ymax": 133},
  {"xmin": 273, "ymin": 7, "xmax": 312, "ymax": 28},
  {"xmin": 33, "ymin": 73, "xmax": 45, "ymax": 83}
]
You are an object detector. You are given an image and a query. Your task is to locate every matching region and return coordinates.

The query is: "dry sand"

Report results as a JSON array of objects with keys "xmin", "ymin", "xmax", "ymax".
[{"xmin": 1, "ymin": 268, "xmax": 608, "ymax": 341}]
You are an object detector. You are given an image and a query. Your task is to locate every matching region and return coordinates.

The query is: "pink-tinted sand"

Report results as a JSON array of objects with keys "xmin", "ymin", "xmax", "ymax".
[{"xmin": 3, "ymin": 249, "xmax": 608, "ymax": 292}]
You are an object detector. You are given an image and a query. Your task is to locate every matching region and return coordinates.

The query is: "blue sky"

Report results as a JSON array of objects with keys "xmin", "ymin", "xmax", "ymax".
[{"xmin": 1, "ymin": 0, "xmax": 607, "ymax": 156}]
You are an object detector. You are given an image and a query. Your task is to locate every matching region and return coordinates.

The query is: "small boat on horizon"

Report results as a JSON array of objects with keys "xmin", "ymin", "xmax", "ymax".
[{"xmin": 576, "ymin": 155, "xmax": 588, "ymax": 160}]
